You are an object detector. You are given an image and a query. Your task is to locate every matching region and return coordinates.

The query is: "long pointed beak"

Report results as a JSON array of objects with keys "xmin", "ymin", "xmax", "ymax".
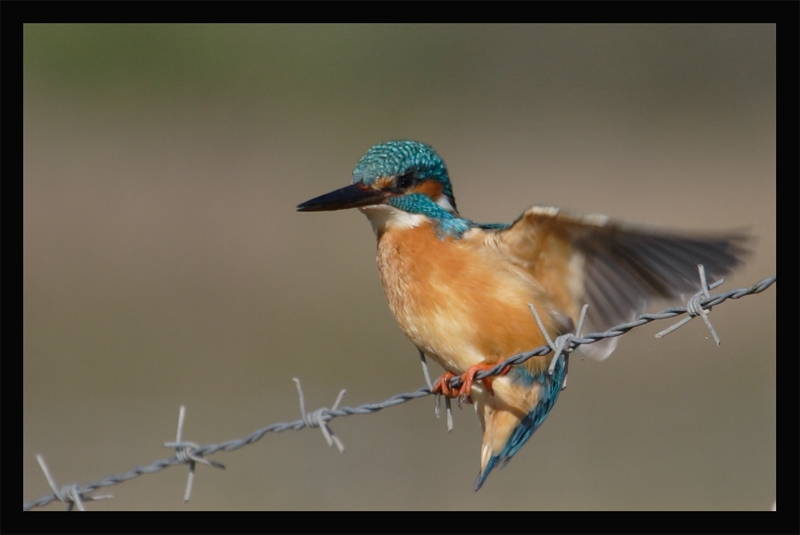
[{"xmin": 297, "ymin": 183, "xmax": 389, "ymax": 212}]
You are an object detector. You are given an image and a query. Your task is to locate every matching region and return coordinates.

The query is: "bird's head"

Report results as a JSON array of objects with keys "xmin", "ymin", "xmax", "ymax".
[{"xmin": 298, "ymin": 141, "xmax": 467, "ymax": 236}]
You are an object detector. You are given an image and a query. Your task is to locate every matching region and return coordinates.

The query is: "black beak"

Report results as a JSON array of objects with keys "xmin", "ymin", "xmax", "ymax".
[{"xmin": 297, "ymin": 183, "xmax": 389, "ymax": 212}]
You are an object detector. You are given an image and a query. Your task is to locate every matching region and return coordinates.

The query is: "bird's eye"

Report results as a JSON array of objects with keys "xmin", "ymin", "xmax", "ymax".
[{"xmin": 396, "ymin": 173, "xmax": 415, "ymax": 190}]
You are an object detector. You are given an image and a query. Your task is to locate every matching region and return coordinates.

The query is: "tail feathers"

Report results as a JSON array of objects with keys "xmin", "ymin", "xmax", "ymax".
[
  {"xmin": 475, "ymin": 454, "xmax": 500, "ymax": 491},
  {"xmin": 474, "ymin": 357, "xmax": 567, "ymax": 491},
  {"xmin": 474, "ymin": 409, "xmax": 541, "ymax": 491}
]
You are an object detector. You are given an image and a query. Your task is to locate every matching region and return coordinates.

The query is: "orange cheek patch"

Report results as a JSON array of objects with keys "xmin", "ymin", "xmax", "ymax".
[
  {"xmin": 371, "ymin": 176, "xmax": 394, "ymax": 190},
  {"xmin": 411, "ymin": 180, "xmax": 445, "ymax": 200}
]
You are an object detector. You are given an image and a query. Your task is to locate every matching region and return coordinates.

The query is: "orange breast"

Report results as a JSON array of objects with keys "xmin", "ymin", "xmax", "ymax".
[{"xmin": 375, "ymin": 221, "xmax": 564, "ymax": 376}]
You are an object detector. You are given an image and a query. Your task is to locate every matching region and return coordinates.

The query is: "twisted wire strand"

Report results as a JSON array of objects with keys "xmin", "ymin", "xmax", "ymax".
[{"xmin": 23, "ymin": 275, "xmax": 775, "ymax": 510}]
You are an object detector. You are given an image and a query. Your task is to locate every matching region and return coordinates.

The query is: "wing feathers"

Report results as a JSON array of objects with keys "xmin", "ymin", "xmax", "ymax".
[{"xmin": 494, "ymin": 206, "xmax": 748, "ymax": 359}]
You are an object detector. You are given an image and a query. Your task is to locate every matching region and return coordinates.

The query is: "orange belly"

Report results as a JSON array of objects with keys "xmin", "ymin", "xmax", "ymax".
[{"xmin": 376, "ymin": 221, "xmax": 565, "ymax": 377}]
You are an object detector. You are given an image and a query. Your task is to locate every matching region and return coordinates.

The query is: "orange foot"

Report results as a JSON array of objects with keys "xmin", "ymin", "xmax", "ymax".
[
  {"xmin": 432, "ymin": 363, "xmax": 512, "ymax": 402},
  {"xmin": 432, "ymin": 371, "xmax": 458, "ymax": 397}
]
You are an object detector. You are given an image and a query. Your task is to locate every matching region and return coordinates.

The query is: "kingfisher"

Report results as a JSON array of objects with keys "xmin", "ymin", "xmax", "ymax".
[{"xmin": 297, "ymin": 140, "xmax": 745, "ymax": 490}]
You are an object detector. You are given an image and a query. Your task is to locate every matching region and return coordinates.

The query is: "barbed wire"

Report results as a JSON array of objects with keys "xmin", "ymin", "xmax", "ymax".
[{"xmin": 24, "ymin": 271, "xmax": 776, "ymax": 510}]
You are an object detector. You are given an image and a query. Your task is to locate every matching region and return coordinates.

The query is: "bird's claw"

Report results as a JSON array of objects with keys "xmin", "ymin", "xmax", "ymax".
[
  {"xmin": 432, "ymin": 363, "xmax": 512, "ymax": 402},
  {"xmin": 432, "ymin": 371, "xmax": 460, "ymax": 398}
]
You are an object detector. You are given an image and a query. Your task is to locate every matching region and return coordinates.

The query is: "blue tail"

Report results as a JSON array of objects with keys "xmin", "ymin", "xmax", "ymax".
[{"xmin": 474, "ymin": 355, "xmax": 568, "ymax": 490}]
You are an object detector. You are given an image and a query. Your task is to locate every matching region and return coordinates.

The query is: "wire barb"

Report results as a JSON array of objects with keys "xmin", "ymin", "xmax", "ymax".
[
  {"xmin": 36, "ymin": 454, "xmax": 112, "ymax": 511},
  {"xmin": 445, "ymin": 396, "xmax": 454, "ymax": 432},
  {"xmin": 655, "ymin": 265, "xmax": 724, "ymax": 344},
  {"xmin": 433, "ymin": 391, "xmax": 455, "ymax": 432},
  {"xmin": 293, "ymin": 378, "xmax": 346, "ymax": 453},
  {"xmin": 418, "ymin": 349, "xmax": 434, "ymax": 391},
  {"xmin": 528, "ymin": 303, "xmax": 588, "ymax": 391},
  {"xmin": 420, "ymin": 348, "xmax": 455, "ymax": 429},
  {"xmin": 164, "ymin": 405, "xmax": 225, "ymax": 503}
]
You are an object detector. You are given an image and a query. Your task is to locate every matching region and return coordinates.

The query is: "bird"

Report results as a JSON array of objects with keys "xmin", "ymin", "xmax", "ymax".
[{"xmin": 297, "ymin": 140, "xmax": 746, "ymax": 490}]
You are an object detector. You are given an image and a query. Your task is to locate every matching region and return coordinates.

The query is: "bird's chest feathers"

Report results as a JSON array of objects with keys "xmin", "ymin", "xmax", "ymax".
[{"xmin": 375, "ymin": 222, "xmax": 554, "ymax": 374}]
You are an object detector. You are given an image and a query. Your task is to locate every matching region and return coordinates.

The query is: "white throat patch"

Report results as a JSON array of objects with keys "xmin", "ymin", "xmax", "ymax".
[
  {"xmin": 359, "ymin": 205, "xmax": 427, "ymax": 235},
  {"xmin": 436, "ymin": 195, "xmax": 456, "ymax": 213}
]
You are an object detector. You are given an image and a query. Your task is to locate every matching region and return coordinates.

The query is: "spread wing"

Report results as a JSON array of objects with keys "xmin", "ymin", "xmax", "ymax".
[{"xmin": 488, "ymin": 205, "xmax": 749, "ymax": 360}]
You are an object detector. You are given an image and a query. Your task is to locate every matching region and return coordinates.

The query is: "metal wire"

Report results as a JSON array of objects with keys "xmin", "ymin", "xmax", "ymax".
[{"xmin": 23, "ymin": 274, "xmax": 775, "ymax": 510}]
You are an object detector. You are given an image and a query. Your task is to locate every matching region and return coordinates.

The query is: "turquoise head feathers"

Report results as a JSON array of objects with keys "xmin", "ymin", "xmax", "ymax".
[{"xmin": 352, "ymin": 140, "xmax": 457, "ymax": 214}]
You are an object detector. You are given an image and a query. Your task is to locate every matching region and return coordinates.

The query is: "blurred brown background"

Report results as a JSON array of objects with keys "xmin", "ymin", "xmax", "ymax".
[{"xmin": 24, "ymin": 24, "xmax": 775, "ymax": 510}]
